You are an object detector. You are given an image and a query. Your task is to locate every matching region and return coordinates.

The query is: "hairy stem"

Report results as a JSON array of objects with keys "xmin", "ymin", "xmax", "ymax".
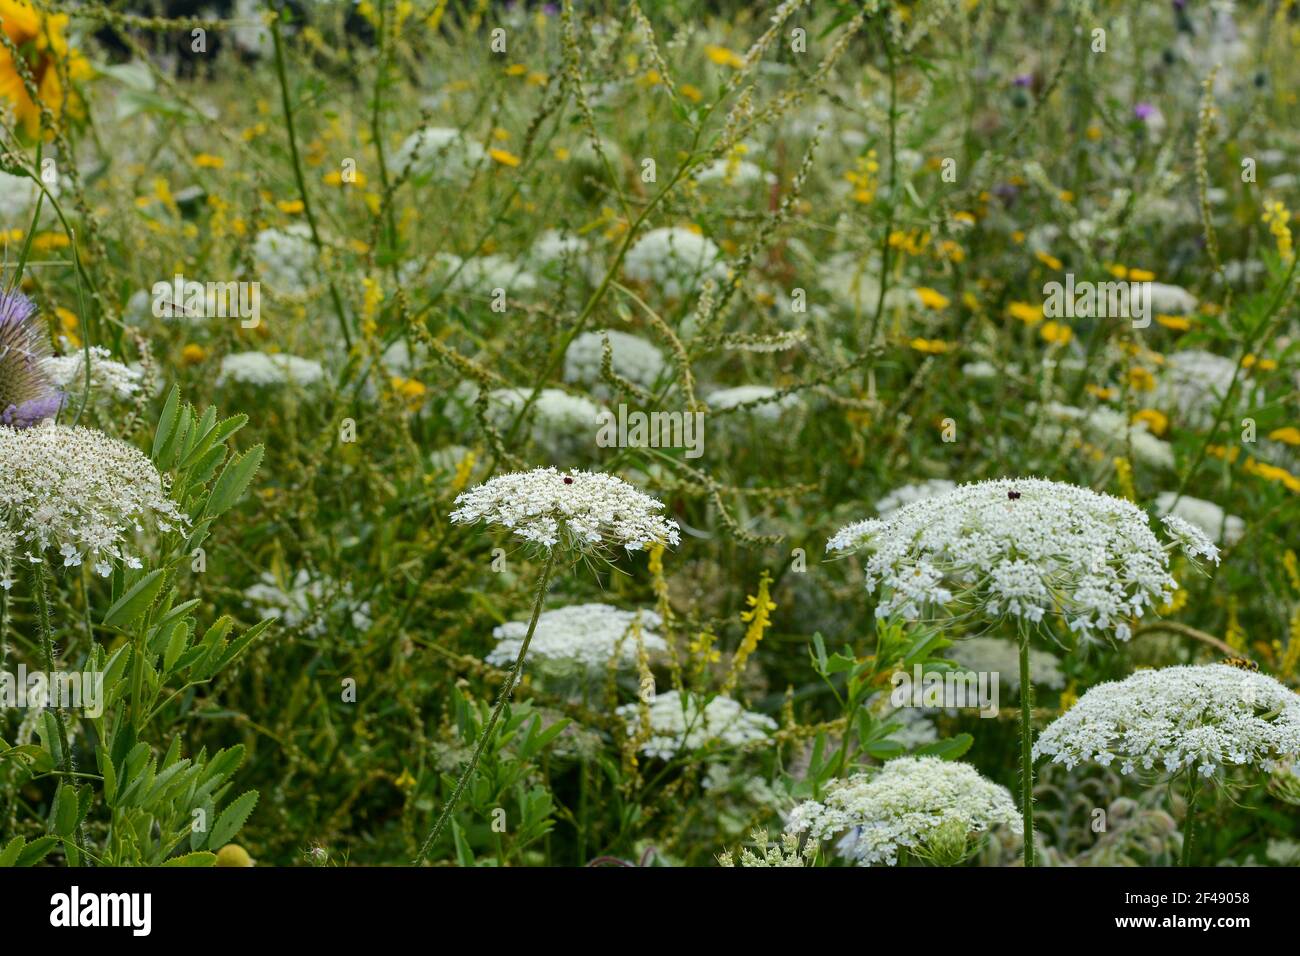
[{"xmin": 1019, "ymin": 636, "xmax": 1035, "ymax": 868}]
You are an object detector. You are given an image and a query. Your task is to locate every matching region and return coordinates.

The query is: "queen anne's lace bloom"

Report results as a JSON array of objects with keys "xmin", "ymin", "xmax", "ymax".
[
  {"xmin": 394, "ymin": 127, "xmax": 486, "ymax": 186},
  {"xmin": 217, "ymin": 351, "xmax": 325, "ymax": 387},
  {"xmin": 486, "ymin": 603, "xmax": 666, "ymax": 674},
  {"xmin": 623, "ymin": 227, "xmax": 726, "ymax": 299},
  {"xmin": 0, "ymin": 422, "xmax": 186, "ymax": 574},
  {"xmin": 707, "ymin": 385, "xmax": 800, "ymax": 421},
  {"xmin": 616, "ymin": 690, "xmax": 776, "ymax": 759},
  {"xmin": 485, "ymin": 387, "xmax": 605, "ymax": 456},
  {"xmin": 1034, "ymin": 664, "xmax": 1300, "ymax": 777},
  {"xmin": 43, "ymin": 347, "xmax": 142, "ymax": 403},
  {"xmin": 948, "ymin": 637, "xmax": 1065, "ymax": 692},
  {"xmin": 252, "ymin": 224, "xmax": 318, "ymax": 296},
  {"xmin": 243, "ymin": 569, "xmax": 372, "ymax": 637},
  {"xmin": 786, "ymin": 757, "xmax": 1021, "ymax": 866},
  {"xmin": 1154, "ymin": 492, "xmax": 1244, "ymax": 547},
  {"xmin": 450, "ymin": 467, "xmax": 679, "ymax": 552},
  {"xmin": 828, "ymin": 477, "xmax": 1217, "ymax": 639},
  {"xmin": 875, "ymin": 479, "xmax": 956, "ymax": 517},
  {"xmin": 563, "ymin": 330, "xmax": 665, "ymax": 395},
  {"xmin": 1155, "ymin": 350, "xmax": 1241, "ymax": 426}
]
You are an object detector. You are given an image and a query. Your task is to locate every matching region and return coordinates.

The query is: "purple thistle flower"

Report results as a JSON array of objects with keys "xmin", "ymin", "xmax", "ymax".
[
  {"xmin": 1012, "ymin": 73, "xmax": 1034, "ymax": 88},
  {"xmin": 1134, "ymin": 102, "xmax": 1157, "ymax": 120},
  {"xmin": 0, "ymin": 290, "xmax": 63, "ymax": 428}
]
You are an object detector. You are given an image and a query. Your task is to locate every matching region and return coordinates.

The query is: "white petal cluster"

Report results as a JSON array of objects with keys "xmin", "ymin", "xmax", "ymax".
[
  {"xmin": 818, "ymin": 252, "xmax": 910, "ymax": 316},
  {"xmin": 42, "ymin": 347, "xmax": 142, "ymax": 403},
  {"xmin": 217, "ymin": 351, "xmax": 325, "ymax": 388},
  {"xmin": 1147, "ymin": 282, "xmax": 1198, "ymax": 316},
  {"xmin": 827, "ymin": 477, "xmax": 1217, "ymax": 639},
  {"xmin": 244, "ymin": 569, "xmax": 372, "ymax": 637},
  {"xmin": 563, "ymin": 330, "xmax": 666, "ymax": 395},
  {"xmin": 948, "ymin": 637, "xmax": 1065, "ymax": 692},
  {"xmin": 1156, "ymin": 350, "xmax": 1240, "ymax": 425},
  {"xmin": 623, "ymin": 227, "xmax": 726, "ymax": 299},
  {"xmin": 694, "ymin": 158, "xmax": 773, "ymax": 188},
  {"xmin": 529, "ymin": 230, "xmax": 601, "ymax": 286},
  {"xmin": 786, "ymin": 757, "xmax": 1021, "ymax": 866},
  {"xmin": 394, "ymin": 127, "xmax": 486, "ymax": 186},
  {"xmin": 875, "ymin": 479, "xmax": 956, "ymax": 517},
  {"xmin": 1034, "ymin": 664, "xmax": 1300, "ymax": 777},
  {"xmin": 252, "ymin": 224, "xmax": 318, "ymax": 296},
  {"xmin": 1038, "ymin": 403, "xmax": 1173, "ymax": 471},
  {"xmin": 616, "ymin": 690, "xmax": 776, "ymax": 759},
  {"xmin": 449, "ymin": 467, "xmax": 680, "ymax": 552},
  {"xmin": 438, "ymin": 253, "xmax": 538, "ymax": 297},
  {"xmin": 486, "ymin": 603, "xmax": 666, "ymax": 674},
  {"xmin": 0, "ymin": 170, "xmax": 53, "ymax": 227},
  {"xmin": 707, "ymin": 385, "xmax": 799, "ymax": 421},
  {"xmin": 486, "ymin": 387, "xmax": 604, "ymax": 453},
  {"xmin": 1155, "ymin": 492, "xmax": 1244, "ymax": 547},
  {"xmin": 0, "ymin": 422, "xmax": 186, "ymax": 574}
]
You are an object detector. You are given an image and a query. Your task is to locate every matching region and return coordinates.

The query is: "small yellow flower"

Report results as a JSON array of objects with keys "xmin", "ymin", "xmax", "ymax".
[
  {"xmin": 1006, "ymin": 301, "xmax": 1042, "ymax": 324},
  {"xmin": 1085, "ymin": 384, "xmax": 1115, "ymax": 401},
  {"xmin": 913, "ymin": 287, "xmax": 950, "ymax": 310},
  {"xmin": 704, "ymin": 44, "xmax": 745, "ymax": 68},
  {"xmin": 180, "ymin": 344, "xmax": 207, "ymax": 366},
  {"xmin": 1155, "ymin": 314, "xmax": 1191, "ymax": 331},
  {"xmin": 1127, "ymin": 366, "xmax": 1156, "ymax": 392},
  {"xmin": 194, "ymin": 153, "xmax": 225, "ymax": 169},
  {"xmin": 1132, "ymin": 408, "xmax": 1168, "ymax": 436},
  {"xmin": 908, "ymin": 337, "xmax": 951, "ymax": 354},
  {"xmin": 277, "ymin": 199, "xmax": 305, "ymax": 214},
  {"xmin": 1040, "ymin": 320, "xmax": 1072, "ymax": 345},
  {"xmin": 1010, "ymin": 230, "xmax": 1026, "ymax": 244},
  {"xmin": 489, "ymin": 148, "xmax": 521, "ymax": 168},
  {"xmin": 680, "ymin": 83, "xmax": 703, "ymax": 103},
  {"xmin": 553, "ymin": 146, "xmax": 570, "ymax": 162},
  {"xmin": 505, "ymin": 63, "xmax": 528, "ymax": 76},
  {"xmin": 1268, "ymin": 426, "xmax": 1300, "ymax": 446},
  {"xmin": 1129, "ymin": 268, "xmax": 1155, "ymax": 281},
  {"xmin": 324, "ymin": 169, "xmax": 367, "ymax": 187},
  {"xmin": 1034, "ymin": 250, "xmax": 1063, "ymax": 271}
]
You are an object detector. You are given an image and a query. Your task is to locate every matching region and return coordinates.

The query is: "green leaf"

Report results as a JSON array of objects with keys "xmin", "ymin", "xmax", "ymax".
[
  {"xmin": 152, "ymin": 385, "xmax": 180, "ymax": 460},
  {"xmin": 16, "ymin": 836, "xmax": 58, "ymax": 866},
  {"xmin": 103, "ymin": 570, "xmax": 167, "ymax": 629},
  {"xmin": 209, "ymin": 790, "xmax": 258, "ymax": 850},
  {"xmin": 206, "ymin": 445, "xmax": 264, "ymax": 517},
  {"xmin": 0, "ymin": 836, "xmax": 24, "ymax": 867},
  {"xmin": 915, "ymin": 733, "xmax": 975, "ymax": 761}
]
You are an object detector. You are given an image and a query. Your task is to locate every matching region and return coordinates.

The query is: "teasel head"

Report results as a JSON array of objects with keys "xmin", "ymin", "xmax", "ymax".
[{"xmin": 0, "ymin": 290, "xmax": 63, "ymax": 428}]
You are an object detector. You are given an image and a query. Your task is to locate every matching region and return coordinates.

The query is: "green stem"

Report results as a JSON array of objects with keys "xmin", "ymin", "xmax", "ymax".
[
  {"xmin": 416, "ymin": 547, "xmax": 559, "ymax": 862},
  {"xmin": 32, "ymin": 563, "xmax": 87, "ymax": 866},
  {"xmin": 1181, "ymin": 774, "xmax": 1199, "ymax": 867},
  {"xmin": 1018, "ymin": 636, "xmax": 1035, "ymax": 868}
]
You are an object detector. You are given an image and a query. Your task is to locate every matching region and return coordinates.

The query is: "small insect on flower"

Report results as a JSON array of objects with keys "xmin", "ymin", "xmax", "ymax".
[{"xmin": 1007, "ymin": 490, "xmax": 1021, "ymax": 500}]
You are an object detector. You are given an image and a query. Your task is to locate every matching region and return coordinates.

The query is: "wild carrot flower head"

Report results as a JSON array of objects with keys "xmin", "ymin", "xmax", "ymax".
[
  {"xmin": 827, "ymin": 477, "xmax": 1217, "ymax": 640},
  {"xmin": 486, "ymin": 603, "xmax": 666, "ymax": 675},
  {"xmin": 1033, "ymin": 664, "xmax": 1300, "ymax": 778},
  {"xmin": 0, "ymin": 289, "xmax": 62, "ymax": 428},
  {"xmin": 449, "ymin": 467, "xmax": 680, "ymax": 553},
  {"xmin": 786, "ymin": 757, "xmax": 1021, "ymax": 867},
  {"xmin": 615, "ymin": 690, "xmax": 776, "ymax": 759},
  {"xmin": 0, "ymin": 421, "xmax": 186, "ymax": 576}
]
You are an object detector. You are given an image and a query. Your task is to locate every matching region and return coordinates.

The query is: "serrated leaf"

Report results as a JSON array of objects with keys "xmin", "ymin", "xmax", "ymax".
[
  {"xmin": 153, "ymin": 385, "xmax": 180, "ymax": 460},
  {"xmin": 206, "ymin": 445, "xmax": 263, "ymax": 517},
  {"xmin": 162, "ymin": 851, "xmax": 216, "ymax": 867},
  {"xmin": 0, "ymin": 836, "xmax": 24, "ymax": 867},
  {"xmin": 103, "ymin": 570, "xmax": 167, "ymax": 629},
  {"xmin": 209, "ymin": 790, "xmax": 258, "ymax": 849}
]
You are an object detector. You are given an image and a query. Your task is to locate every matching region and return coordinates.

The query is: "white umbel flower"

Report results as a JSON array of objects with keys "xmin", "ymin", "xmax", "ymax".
[
  {"xmin": 1033, "ymin": 664, "xmax": 1300, "ymax": 777},
  {"xmin": 875, "ymin": 479, "xmax": 956, "ymax": 517},
  {"xmin": 616, "ymin": 690, "xmax": 776, "ymax": 759},
  {"xmin": 1155, "ymin": 492, "xmax": 1244, "ymax": 547},
  {"xmin": 0, "ymin": 422, "xmax": 186, "ymax": 573},
  {"xmin": 252, "ymin": 224, "xmax": 318, "ymax": 296},
  {"xmin": 485, "ymin": 387, "xmax": 604, "ymax": 455},
  {"xmin": 486, "ymin": 603, "xmax": 666, "ymax": 674},
  {"xmin": 563, "ymin": 330, "xmax": 666, "ymax": 395},
  {"xmin": 449, "ymin": 467, "xmax": 680, "ymax": 553},
  {"xmin": 948, "ymin": 637, "xmax": 1065, "ymax": 692},
  {"xmin": 827, "ymin": 477, "xmax": 1218, "ymax": 639},
  {"xmin": 437, "ymin": 253, "xmax": 538, "ymax": 297},
  {"xmin": 1156, "ymin": 350, "xmax": 1241, "ymax": 426},
  {"xmin": 1147, "ymin": 282, "xmax": 1198, "ymax": 316},
  {"xmin": 243, "ymin": 569, "xmax": 372, "ymax": 637},
  {"xmin": 786, "ymin": 757, "xmax": 1021, "ymax": 866},
  {"xmin": 623, "ymin": 227, "xmax": 726, "ymax": 299},
  {"xmin": 42, "ymin": 347, "xmax": 142, "ymax": 403},
  {"xmin": 394, "ymin": 127, "xmax": 486, "ymax": 186},
  {"xmin": 707, "ymin": 385, "xmax": 799, "ymax": 421},
  {"xmin": 217, "ymin": 352, "xmax": 325, "ymax": 388}
]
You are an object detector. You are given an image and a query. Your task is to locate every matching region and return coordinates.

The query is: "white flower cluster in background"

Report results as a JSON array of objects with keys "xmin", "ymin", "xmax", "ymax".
[
  {"xmin": 1034, "ymin": 664, "xmax": 1300, "ymax": 777},
  {"xmin": 486, "ymin": 603, "xmax": 666, "ymax": 675},
  {"xmin": 827, "ymin": 477, "xmax": 1217, "ymax": 639},
  {"xmin": 1037, "ymin": 403, "xmax": 1174, "ymax": 471},
  {"xmin": 529, "ymin": 230, "xmax": 602, "ymax": 286},
  {"xmin": 394, "ymin": 127, "xmax": 486, "ymax": 186},
  {"xmin": 693, "ymin": 158, "xmax": 773, "ymax": 188},
  {"xmin": 450, "ymin": 467, "xmax": 680, "ymax": 553},
  {"xmin": 0, "ymin": 169, "xmax": 56, "ymax": 227},
  {"xmin": 1155, "ymin": 350, "xmax": 1241, "ymax": 426},
  {"xmin": 875, "ymin": 479, "xmax": 956, "ymax": 517},
  {"xmin": 252, "ymin": 224, "xmax": 318, "ymax": 296},
  {"xmin": 563, "ymin": 330, "xmax": 666, "ymax": 396},
  {"xmin": 707, "ymin": 384, "xmax": 799, "ymax": 421},
  {"xmin": 818, "ymin": 252, "xmax": 910, "ymax": 316},
  {"xmin": 437, "ymin": 253, "xmax": 538, "ymax": 297},
  {"xmin": 1155, "ymin": 492, "xmax": 1244, "ymax": 547},
  {"xmin": 786, "ymin": 757, "xmax": 1021, "ymax": 866},
  {"xmin": 217, "ymin": 352, "xmax": 325, "ymax": 388},
  {"xmin": 243, "ymin": 569, "xmax": 372, "ymax": 637},
  {"xmin": 42, "ymin": 347, "xmax": 142, "ymax": 403},
  {"xmin": 616, "ymin": 690, "xmax": 776, "ymax": 759},
  {"xmin": 623, "ymin": 226, "xmax": 726, "ymax": 299},
  {"xmin": 485, "ymin": 387, "xmax": 604, "ymax": 456},
  {"xmin": 948, "ymin": 637, "xmax": 1065, "ymax": 692},
  {"xmin": 0, "ymin": 422, "xmax": 186, "ymax": 577},
  {"xmin": 1147, "ymin": 282, "xmax": 1198, "ymax": 316}
]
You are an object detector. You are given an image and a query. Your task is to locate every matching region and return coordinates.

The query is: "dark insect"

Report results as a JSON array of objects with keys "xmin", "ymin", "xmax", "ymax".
[
  {"xmin": 1007, "ymin": 490, "xmax": 1021, "ymax": 500},
  {"xmin": 563, "ymin": 476, "xmax": 574, "ymax": 485},
  {"xmin": 1220, "ymin": 656, "xmax": 1259, "ymax": 672}
]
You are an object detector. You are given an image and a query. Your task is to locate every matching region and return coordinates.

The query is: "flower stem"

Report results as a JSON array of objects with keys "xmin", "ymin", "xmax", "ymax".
[
  {"xmin": 1018, "ymin": 636, "xmax": 1035, "ymax": 868},
  {"xmin": 417, "ymin": 547, "xmax": 558, "ymax": 862},
  {"xmin": 32, "ymin": 562, "xmax": 87, "ymax": 866},
  {"xmin": 1181, "ymin": 773, "xmax": 1199, "ymax": 867}
]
